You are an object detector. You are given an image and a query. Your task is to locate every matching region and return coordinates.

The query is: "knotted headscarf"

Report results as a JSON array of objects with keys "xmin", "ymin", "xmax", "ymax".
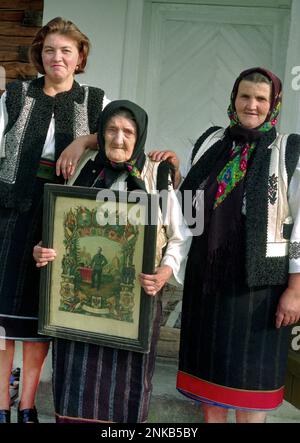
[
  {"xmin": 180, "ymin": 67, "xmax": 283, "ymax": 294},
  {"xmin": 214, "ymin": 67, "xmax": 282, "ymax": 208},
  {"xmin": 94, "ymin": 100, "xmax": 148, "ymax": 191}
]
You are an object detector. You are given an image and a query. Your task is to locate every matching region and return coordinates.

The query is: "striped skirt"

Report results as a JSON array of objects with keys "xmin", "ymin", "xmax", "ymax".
[
  {"xmin": 53, "ymin": 297, "xmax": 162, "ymax": 423},
  {"xmin": 177, "ymin": 280, "xmax": 291, "ymax": 411}
]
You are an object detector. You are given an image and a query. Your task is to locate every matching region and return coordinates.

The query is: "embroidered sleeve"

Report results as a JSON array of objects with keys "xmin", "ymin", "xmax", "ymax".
[
  {"xmin": 268, "ymin": 173, "xmax": 278, "ymax": 205},
  {"xmin": 289, "ymin": 242, "xmax": 300, "ymax": 260}
]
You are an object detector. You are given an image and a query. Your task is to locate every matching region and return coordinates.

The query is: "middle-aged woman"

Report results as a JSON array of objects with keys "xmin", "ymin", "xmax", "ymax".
[
  {"xmin": 33, "ymin": 99, "xmax": 191, "ymax": 423},
  {"xmin": 0, "ymin": 17, "xmax": 108, "ymax": 423},
  {"xmin": 178, "ymin": 67, "xmax": 300, "ymax": 423},
  {"xmin": 151, "ymin": 67, "xmax": 300, "ymax": 423}
]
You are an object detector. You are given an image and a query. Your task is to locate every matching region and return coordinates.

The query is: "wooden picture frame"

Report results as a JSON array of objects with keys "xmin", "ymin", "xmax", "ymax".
[{"xmin": 38, "ymin": 184, "xmax": 158, "ymax": 353}]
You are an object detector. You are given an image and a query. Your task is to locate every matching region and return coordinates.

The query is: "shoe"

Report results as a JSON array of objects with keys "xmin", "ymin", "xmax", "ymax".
[
  {"xmin": 17, "ymin": 406, "xmax": 39, "ymax": 423},
  {"xmin": 0, "ymin": 410, "xmax": 10, "ymax": 423}
]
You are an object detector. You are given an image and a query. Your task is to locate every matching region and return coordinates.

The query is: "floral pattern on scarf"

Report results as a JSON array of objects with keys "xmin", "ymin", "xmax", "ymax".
[{"xmin": 214, "ymin": 85, "xmax": 281, "ymax": 209}]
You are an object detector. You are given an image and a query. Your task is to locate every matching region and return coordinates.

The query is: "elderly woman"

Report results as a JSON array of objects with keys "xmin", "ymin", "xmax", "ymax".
[
  {"xmin": 34, "ymin": 99, "xmax": 191, "ymax": 423},
  {"xmin": 152, "ymin": 67, "xmax": 300, "ymax": 423},
  {"xmin": 0, "ymin": 17, "xmax": 108, "ymax": 423}
]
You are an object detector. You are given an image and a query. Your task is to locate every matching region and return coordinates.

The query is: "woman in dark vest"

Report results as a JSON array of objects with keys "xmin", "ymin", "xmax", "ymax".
[
  {"xmin": 151, "ymin": 67, "xmax": 300, "ymax": 422},
  {"xmin": 0, "ymin": 17, "xmax": 108, "ymax": 423},
  {"xmin": 33, "ymin": 100, "xmax": 191, "ymax": 423}
]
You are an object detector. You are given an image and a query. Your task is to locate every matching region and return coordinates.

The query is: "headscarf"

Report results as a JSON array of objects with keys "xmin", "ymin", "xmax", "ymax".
[
  {"xmin": 94, "ymin": 100, "xmax": 148, "ymax": 191},
  {"xmin": 214, "ymin": 67, "xmax": 282, "ymax": 208},
  {"xmin": 180, "ymin": 67, "xmax": 282, "ymax": 295}
]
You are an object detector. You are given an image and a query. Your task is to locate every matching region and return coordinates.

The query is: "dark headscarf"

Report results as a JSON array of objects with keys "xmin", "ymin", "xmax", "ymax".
[{"xmin": 94, "ymin": 100, "xmax": 148, "ymax": 191}]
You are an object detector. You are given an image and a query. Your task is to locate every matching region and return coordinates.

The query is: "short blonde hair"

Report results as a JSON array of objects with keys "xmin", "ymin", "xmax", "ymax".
[{"xmin": 29, "ymin": 17, "xmax": 90, "ymax": 75}]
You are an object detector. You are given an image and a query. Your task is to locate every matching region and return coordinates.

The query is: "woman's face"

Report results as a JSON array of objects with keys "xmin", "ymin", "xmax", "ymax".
[
  {"xmin": 235, "ymin": 80, "xmax": 271, "ymax": 129},
  {"xmin": 104, "ymin": 115, "xmax": 137, "ymax": 163},
  {"xmin": 42, "ymin": 33, "xmax": 82, "ymax": 83}
]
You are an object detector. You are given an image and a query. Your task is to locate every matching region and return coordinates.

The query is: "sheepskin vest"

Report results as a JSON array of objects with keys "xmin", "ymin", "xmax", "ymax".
[
  {"xmin": 0, "ymin": 77, "xmax": 104, "ymax": 212},
  {"xmin": 190, "ymin": 127, "xmax": 300, "ymax": 286}
]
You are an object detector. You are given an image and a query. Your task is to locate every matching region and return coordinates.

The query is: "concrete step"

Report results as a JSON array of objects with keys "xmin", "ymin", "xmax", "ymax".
[{"xmin": 10, "ymin": 358, "xmax": 300, "ymax": 423}]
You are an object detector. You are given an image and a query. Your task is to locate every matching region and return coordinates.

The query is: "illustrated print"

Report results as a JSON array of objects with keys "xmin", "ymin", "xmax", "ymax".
[{"xmin": 59, "ymin": 205, "xmax": 140, "ymax": 323}]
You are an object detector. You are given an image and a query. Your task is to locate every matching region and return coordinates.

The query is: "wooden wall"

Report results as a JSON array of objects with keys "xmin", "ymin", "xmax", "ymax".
[{"xmin": 0, "ymin": 0, "xmax": 43, "ymax": 92}]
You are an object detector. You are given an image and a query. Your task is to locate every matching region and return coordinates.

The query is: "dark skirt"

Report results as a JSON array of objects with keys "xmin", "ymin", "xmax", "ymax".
[
  {"xmin": 0, "ymin": 178, "xmax": 50, "ymax": 341},
  {"xmin": 177, "ymin": 262, "xmax": 291, "ymax": 410},
  {"xmin": 53, "ymin": 297, "xmax": 162, "ymax": 423}
]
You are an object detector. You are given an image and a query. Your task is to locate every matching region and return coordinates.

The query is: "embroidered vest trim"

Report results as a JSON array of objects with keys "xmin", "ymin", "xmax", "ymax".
[
  {"xmin": 0, "ymin": 78, "xmax": 104, "ymax": 212},
  {"xmin": 191, "ymin": 127, "xmax": 300, "ymax": 286}
]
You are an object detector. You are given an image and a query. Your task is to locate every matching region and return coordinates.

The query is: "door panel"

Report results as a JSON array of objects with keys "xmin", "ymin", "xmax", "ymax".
[{"xmin": 141, "ymin": 3, "xmax": 289, "ymax": 165}]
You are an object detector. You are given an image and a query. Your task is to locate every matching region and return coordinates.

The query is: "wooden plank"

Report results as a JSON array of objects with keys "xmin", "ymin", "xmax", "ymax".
[
  {"xmin": 0, "ymin": 50, "xmax": 19, "ymax": 61},
  {"xmin": 0, "ymin": 44, "xmax": 20, "ymax": 53},
  {"xmin": 0, "ymin": 0, "xmax": 43, "ymax": 10},
  {"xmin": 2, "ymin": 61, "xmax": 37, "ymax": 78},
  {"xmin": 0, "ymin": 22, "xmax": 39, "ymax": 37},
  {"xmin": 0, "ymin": 10, "xmax": 24, "ymax": 22},
  {"xmin": 0, "ymin": 47, "xmax": 29, "ymax": 62},
  {"xmin": 0, "ymin": 36, "xmax": 34, "ymax": 46}
]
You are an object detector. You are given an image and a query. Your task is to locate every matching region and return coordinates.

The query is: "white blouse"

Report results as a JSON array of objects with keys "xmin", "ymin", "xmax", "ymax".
[{"xmin": 158, "ymin": 188, "xmax": 191, "ymax": 285}]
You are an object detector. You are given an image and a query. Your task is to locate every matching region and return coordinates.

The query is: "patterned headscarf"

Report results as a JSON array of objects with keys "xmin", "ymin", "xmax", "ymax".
[{"xmin": 214, "ymin": 67, "xmax": 282, "ymax": 208}]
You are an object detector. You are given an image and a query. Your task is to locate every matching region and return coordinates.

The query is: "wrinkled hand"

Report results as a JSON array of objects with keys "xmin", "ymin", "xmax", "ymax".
[
  {"xmin": 33, "ymin": 241, "xmax": 57, "ymax": 268},
  {"xmin": 275, "ymin": 287, "xmax": 300, "ymax": 328},
  {"xmin": 148, "ymin": 150, "xmax": 182, "ymax": 188},
  {"xmin": 139, "ymin": 265, "xmax": 173, "ymax": 297},
  {"xmin": 148, "ymin": 150, "xmax": 180, "ymax": 171}
]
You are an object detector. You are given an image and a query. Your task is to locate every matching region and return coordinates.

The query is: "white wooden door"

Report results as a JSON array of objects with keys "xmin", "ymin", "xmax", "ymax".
[{"xmin": 139, "ymin": 3, "xmax": 290, "ymax": 165}]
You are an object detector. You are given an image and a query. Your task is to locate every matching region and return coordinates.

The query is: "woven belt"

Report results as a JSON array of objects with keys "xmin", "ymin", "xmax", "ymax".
[{"xmin": 37, "ymin": 159, "xmax": 56, "ymax": 181}]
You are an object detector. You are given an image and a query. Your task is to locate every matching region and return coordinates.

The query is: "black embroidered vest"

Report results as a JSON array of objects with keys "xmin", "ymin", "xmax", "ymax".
[
  {"xmin": 189, "ymin": 128, "xmax": 300, "ymax": 287},
  {"xmin": 0, "ymin": 77, "xmax": 104, "ymax": 212}
]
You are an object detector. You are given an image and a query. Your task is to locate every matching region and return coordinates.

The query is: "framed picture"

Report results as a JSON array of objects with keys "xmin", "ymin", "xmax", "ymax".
[{"xmin": 38, "ymin": 184, "xmax": 158, "ymax": 353}]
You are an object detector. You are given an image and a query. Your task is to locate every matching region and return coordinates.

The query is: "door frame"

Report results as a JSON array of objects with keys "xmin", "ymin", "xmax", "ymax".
[{"xmin": 120, "ymin": 1, "xmax": 291, "ymax": 144}]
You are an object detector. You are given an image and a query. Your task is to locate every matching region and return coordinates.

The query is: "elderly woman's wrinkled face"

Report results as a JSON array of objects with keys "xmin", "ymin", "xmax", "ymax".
[
  {"xmin": 104, "ymin": 116, "xmax": 137, "ymax": 163},
  {"xmin": 235, "ymin": 80, "xmax": 271, "ymax": 129}
]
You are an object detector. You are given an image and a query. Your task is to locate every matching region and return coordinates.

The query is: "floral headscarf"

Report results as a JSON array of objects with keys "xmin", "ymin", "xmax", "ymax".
[{"xmin": 214, "ymin": 67, "xmax": 282, "ymax": 209}]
